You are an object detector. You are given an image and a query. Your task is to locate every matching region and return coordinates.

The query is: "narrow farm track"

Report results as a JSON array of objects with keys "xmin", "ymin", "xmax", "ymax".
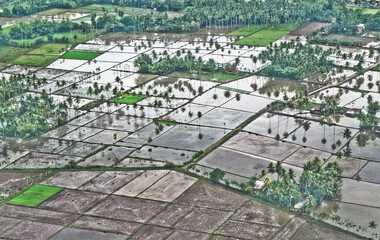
[{"xmin": 189, "ymin": 60, "xmax": 380, "ymax": 168}]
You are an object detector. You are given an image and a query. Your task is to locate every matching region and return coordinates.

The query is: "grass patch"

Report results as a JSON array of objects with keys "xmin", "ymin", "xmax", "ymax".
[
  {"xmin": 349, "ymin": 88, "xmax": 370, "ymax": 94},
  {"xmin": 348, "ymin": 6, "xmax": 380, "ymax": 14},
  {"xmin": 9, "ymin": 185, "xmax": 62, "ymax": 207},
  {"xmin": 83, "ymin": 4, "xmax": 116, "ymax": 11},
  {"xmin": 155, "ymin": 120, "xmax": 177, "ymax": 126},
  {"xmin": 113, "ymin": 94, "xmax": 147, "ymax": 104},
  {"xmin": 170, "ymin": 70, "xmax": 250, "ymax": 82},
  {"xmin": 217, "ymin": 86, "xmax": 250, "ymax": 94},
  {"xmin": 375, "ymin": 65, "xmax": 380, "ymax": 71},
  {"xmin": 28, "ymin": 43, "xmax": 69, "ymax": 55},
  {"xmin": 12, "ymin": 54, "xmax": 60, "ymax": 67},
  {"xmin": 8, "ymin": 31, "xmax": 99, "ymax": 47},
  {"xmin": 228, "ymin": 25, "xmax": 264, "ymax": 37},
  {"xmin": 61, "ymin": 50, "xmax": 103, "ymax": 60},
  {"xmin": 0, "ymin": 46, "xmax": 33, "ymax": 62},
  {"xmin": 233, "ymin": 23, "xmax": 299, "ymax": 46}
]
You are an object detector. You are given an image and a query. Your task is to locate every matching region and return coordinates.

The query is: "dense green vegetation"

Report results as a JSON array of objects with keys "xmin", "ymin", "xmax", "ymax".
[
  {"xmin": 358, "ymin": 96, "xmax": 380, "ymax": 130},
  {"xmin": 134, "ymin": 51, "xmax": 249, "ymax": 82},
  {"xmin": 0, "ymin": 0, "xmax": 363, "ymax": 39},
  {"xmin": 113, "ymin": 94, "xmax": 147, "ymax": 104},
  {"xmin": 258, "ymin": 158, "xmax": 342, "ymax": 214},
  {"xmin": 0, "ymin": 46, "xmax": 33, "ymax": 62},
  {"xmin": 0, "ymin": 76, "xmax": 68, "ymax": 138},
  {"xmin": 61, "ymin": 50, "xmax": 103, "ymax": 60},
  {"xmin": 9, "ymin": 185, "xmax": 62, "ymax": 207},
  {"xmin": 12, "ymin": 54, "xmax": 59, "ymax": 67},
  {"xmin": 259, "ymin": 40, "xmax": 334, "ymax": 79},
  {"xmin": 27, "ymin": 43, "xmax": 69, "ymax": 55}
]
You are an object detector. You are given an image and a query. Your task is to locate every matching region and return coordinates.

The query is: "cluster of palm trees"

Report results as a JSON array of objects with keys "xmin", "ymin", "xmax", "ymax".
[
  {"xmin": 0, "ymin": 92, "xmax": 67, "ymax": 138},
  {"xmin": 256, "ymin": 157, "xmax": 342, "ymax": 214},
  {"xmin": 258, "ymin": 40, "xmax": 336, "ymax": 80},
  {"xmin": 0, "ymin": 74, "xmax": 47, "ymax": 101}
]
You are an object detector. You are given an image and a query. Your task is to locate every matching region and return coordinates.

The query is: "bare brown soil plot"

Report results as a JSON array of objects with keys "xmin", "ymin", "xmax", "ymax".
[
  {"xmin": 0, "ymin": 216, "xmax": 21, "ymax": 234},
  {"xmin": 2, "ymin": 220, "xmax": 62, "ymax": 240},
  {"xmin": 174, "ymin": 181, "xmax": 247, "ymax": 211},
  {"xmin": 149, "ymin": 204, "xmax": 192, "ymax": 227},
  {"xmin": 166, "ymin": 230, "xmax": 209, "ymax": 240},
  {"xmin": 0, "ymin": 204, "xmax": 78, "ymax": 225},
  {"xmin": 71, "ymin": 216, "xmax": 141, "ymax": 235},
  {"xmin": 326, "ymin": 34, "xmax": 373, "ymax": 45},
  {"xmin": 290, "ymin": 22, "xmax": 330, "ymax": 36},
  {"xmin": 79, "ymin": 170, "xmax": 143, "ymax": 194},
  {"xmin": 0, "ymin": 172, "xmax": 44, "ymax": 193},
  {"xmin": 231, "ymin": 200, "xmax": 293, "ymax": 227},
  {"xmin": 215, "ymin": 220, "xmax": 279, "ymax": 239},
  {"xmin": 51, "ymin": 228, "xmax": 126, "ymax": 240},
  {"xmin": 291, "ymin": 222, "xmax": 360, "ymax": 240},
  {"xmin": 87, "ymin": 195, "xmax": 167, "ymax": 222},
  {"xmin": 129, "ymin": 225, "xmax": 173, "ymax": 240},
  {"xmin": 138, "ymin": 171, "xmax": 197, "ymax": 202},
  {"xmin": 41, "ymin": 171, "xmax": 101, "ymax": 189},
  {"xmin": 39, "ymin": 189, "xmax": 107, "ymax": 214},
  {"xmin": 175, "ymin": 208, "xmax": 233, "ymax": 233}
]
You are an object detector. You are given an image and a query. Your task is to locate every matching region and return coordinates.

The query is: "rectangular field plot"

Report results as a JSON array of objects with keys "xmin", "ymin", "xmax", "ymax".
[
  {"xmin": 70, "ymin": 216, "xmax": 141, "ymax": 235},
  {"xmin": 221, "ymin": 94, "xmax": 272, "ymax": 113},
  {"xmin": 41, "ymin": 124, "xmax": 78, "ymax": 138},
  {"xmin": 115, "ymin": 170, "xmax": 170, "ymax": 197},
  {"xmin": 61, "ymin": 50, "xmax": 103, "ymax": 60},
  {"xmin": 7, "ymin": 152, "xmax": 82, "ymax": 169},
  {"xmin": 130, "ymin": 146, "xmax": 195, "ymax": 165},
  {"xmin": 38, "ymin": 189, "xmax": 107, "ymax": 214},
  {"xmin": 79, "ymin": 171, "xmax": 143, "ymax": 194},
  {"xmin": 12, "ymin": 54, "xmax": 60, "ymax": 67},
  {"xmin": 150, "ymin": 125, "xmax": 227, "ymax": 151},
  {"xmin": 47, "ymin": 58, "xmax": 86, "ymax": 70},
  {"xmin": 9, "ymin": 185, "xmax": 62, "ymax": 207},
  {"xmin": 191, "ymin": 107, "xmax": 252, "ymax": 129},
  {"xmin": 74, "ymin": 44, "xmax": 114, "ymax": 52},
  {"xmin": 138, "ymin": 171, "xmax": 197, "ymax": 202},
  {"xmin": 94, "ymin": 51, "xmax": 138, "ymax": 62},
  {"xmin": 284, "ymin": 121, "xmax": 358, "ymax": 154},
  {"xmin": 349, "ymin": 133, "xmax": 380, "ymax": 161},
  {"xmin": 85, "ymin": 114, "xmax": 152, "ymax": 132},
  {"xmin": 79, "ymin": 146, "xmax": 135, "ymax": 167},
  {"xmin": 223, "ymin": 132, "xmax": 301, "ymax": 161},
  {"xmin": 198, "ymin": 147, "xmax": 274, "ymax": 178},
  {"xmin": 87, "ymin": 195, "xmax": 167, "ymax": 223},
  {"xmin": 41, "ymin": 171, "xmax": 101, "ymax": 189},
  {"xmin": 244, "ymin": 113, "xmax": 304, "ymax": 139}
]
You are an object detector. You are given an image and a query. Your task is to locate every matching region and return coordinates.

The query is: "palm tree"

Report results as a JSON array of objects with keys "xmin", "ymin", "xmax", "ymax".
[
  {"xmin": 275, "ymin": 161, "xmax": 283, "ymax": 181},
  {"xmin": 267, "ymin": 162, "xmax": 275, "ymax": 176}
]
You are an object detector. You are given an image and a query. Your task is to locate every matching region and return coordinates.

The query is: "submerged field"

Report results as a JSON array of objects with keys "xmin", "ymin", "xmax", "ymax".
[{"xmin": 0, "ymin": 11, "xmax": 379, "ymax": 239}]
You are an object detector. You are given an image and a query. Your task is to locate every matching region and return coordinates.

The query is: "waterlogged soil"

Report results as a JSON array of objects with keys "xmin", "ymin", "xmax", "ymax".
[
  {"xmin": 150, "ymin": 125, "xmax": 227, "ymax": 151},
  {"xmin": 130, "ymin": 146, "xmax": 195, "ymax": 165}
]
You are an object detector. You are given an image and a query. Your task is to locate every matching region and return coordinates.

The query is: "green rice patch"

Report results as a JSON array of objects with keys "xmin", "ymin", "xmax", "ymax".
[
  {"xmin": 11, "ymin": 54, "xmax": 60, "ymax": 67},
  {"xmin": 155, "ymin": 120, "xmax": 177, "ymax": 126},
  {"xmin": 83, "ymin": 4, "xmax": 116, "ymax": 11},
  {"xmin": 9, "ymin": 185, "xmax": 63, "ymax": 207},
  {"xmin": 233, "ymin": 23, "xmax": 299, "ymax": 46},
  {"xmin": 61, "ymin": 50, "xmax": 103, "ymax": 60},
  {"xmin": 113, "ymin": 94, "xmax": 147, "ymax": 104},
  {"xmin": 228, "ymin": 25, "xmax": 264, "ymax": 36},
  {"xmin": 28, "ymin": 43, "xmax": 69, "ymax": 55},
  {"xmin": 217, "ymin": 86, "xmax": 250, "ymax": 94}
]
